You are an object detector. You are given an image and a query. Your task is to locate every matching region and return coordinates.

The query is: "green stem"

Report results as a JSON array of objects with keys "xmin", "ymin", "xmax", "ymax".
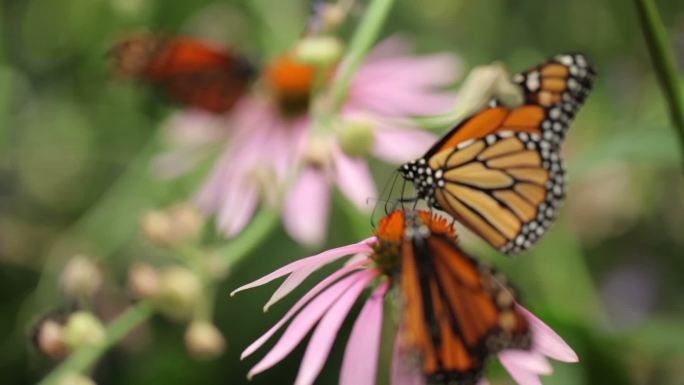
[
  {"xmin": 327, "ymin": 0, "xmax": 396, "ymax": 112},
  {"xmin": 37, "ymin": 303, "xmax": 154, "ymax": 385},
  {"xmin": 634, "ymin": 0, "xmax": 684, "ymax": 167},
  {"xmin": 213, "ymin": 205, "xmax": 280, "ymax": 272},
  {"xmin": 21, "ymin": 128, "xmax": 168, "ymax": 318}
]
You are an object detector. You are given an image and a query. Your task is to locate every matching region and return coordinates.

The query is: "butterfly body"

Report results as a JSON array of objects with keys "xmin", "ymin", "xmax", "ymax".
[
  {"xmin": 376, "ymin": 210, "xmax": 531, "ymax": 384},
  {"xmin": 112, "ymin": 34, "xmax": 256, "ymax": 113},
  {"xmin": 399, "ymin": 53, "xmax": 595, "ymax": 255}
]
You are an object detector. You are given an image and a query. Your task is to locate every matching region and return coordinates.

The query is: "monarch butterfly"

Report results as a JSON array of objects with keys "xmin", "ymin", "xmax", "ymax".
[
  {"xmin": 375, "ymin": 209, "xmax": 530, "ymax": 384},
  {"xmin": 399, "ymin": 53, "xmax": 595, "ymax": 254},
  {"xmin": 111, "ymin": 34, "xmax": 256, "ymax": 113}
]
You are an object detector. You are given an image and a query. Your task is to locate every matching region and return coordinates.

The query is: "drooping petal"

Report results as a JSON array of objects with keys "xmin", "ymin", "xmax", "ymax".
[
  {"xmin": 499, "ymin": 352, "xmax": 546, "ymax": 385},
  {"xmin": 294, "ymin": 270, "xmax": 379, "ymax": 385},
  {"xmin": 241, "ymin": 258, "xmax": 371, "ymax": 360},
  {"xmin": 518, "ymin": 306, "xmax": 579, "ymax": 363},
  {"xmin": 231, "ymin": 237, "xmax": 375, "ymax": 296},
  {"xmin": 391, "ymin": 332, "xmax": 426, "ymax": 385},
  {"xmin": 498, "ymin": 350, "xmax": 553, "ymax": 375},
  {"xmin": 247, "ymin": 270, "xmax": 370, "ymax": 379},
  {"xmin": 263, "ymin": 263, "xmax": 320, "ymax": 312},
  {"xmin": 372, "ymin": 125, "xmax": 438, "ymax": 163},
  {"xmin": 217, "ymin": 184, "xmax": 259, "ymax": 237},
  {"xmin": 339, "ymin": 280, "xmax": 389, "ymax": 385},
  {"xmin": 283, "ymin": 167, "xmax": 331, "ymax": 246},
  {"xmin": 333, "ymin": 147, "xmax": 377, "ymax": 212}
]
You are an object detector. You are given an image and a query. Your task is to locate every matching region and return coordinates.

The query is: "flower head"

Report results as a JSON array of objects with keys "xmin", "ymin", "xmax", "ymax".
[
  {"xmin": 155, "ymin": 37, "xmax": 460, "ymax": 246},
  {"xmin": 233, "ymin": 209, "xmax": 578, "ymax": 385}
]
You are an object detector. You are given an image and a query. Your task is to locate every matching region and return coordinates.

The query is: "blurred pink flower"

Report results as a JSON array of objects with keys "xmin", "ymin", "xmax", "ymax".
[
  {"xmin": 154, "ymin": 37, "xmax": 460, "ymax": 245},
  {"xmin": 232, "ymin": 235, "xmax": 578, "ymax": 385}
]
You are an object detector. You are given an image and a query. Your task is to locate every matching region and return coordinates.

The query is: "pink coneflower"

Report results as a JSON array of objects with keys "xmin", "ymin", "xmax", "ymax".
[
  {"xmin": 232, "ymin": 209, "xmax": 578, "ymax": 385},
  {"xmin": 155, "ymin": 37, "xmax": 460, "ymax": 245}
]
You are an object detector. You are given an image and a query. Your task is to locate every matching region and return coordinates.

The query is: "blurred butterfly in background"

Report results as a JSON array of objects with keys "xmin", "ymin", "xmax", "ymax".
[
  {"xmin": 399, "ymin": 53, "xmax": 595, "ymax": 255},
  {"xmin": 379, "ymin": 209, "xmax": 531, "ymax": 384},
  {"xmin": 111, "ymin": 34, "xmax": 256, "ymax": 113}
]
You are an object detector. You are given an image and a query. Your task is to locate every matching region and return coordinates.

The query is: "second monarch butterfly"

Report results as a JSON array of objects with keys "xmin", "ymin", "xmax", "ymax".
[
  {"xmin": 111, "ymin": 33, "xmax": 256, "ymax": 113},
  {"xmin": 374, "ymin": 209, "xmax": 531, "ymax": 384},
  {"xmin": 399, "ymin": 53, "xmax": 595, "ymax": 254}
]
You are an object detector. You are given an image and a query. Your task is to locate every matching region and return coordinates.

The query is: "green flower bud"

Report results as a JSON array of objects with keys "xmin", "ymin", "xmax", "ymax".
[
  {"xmin": 154, "ymin": 266, "xmax": 201, "ymax": 322},
  {"xmin": 335, "ymin": 119, "xmax": 375, "ymax": 158},
  {"xmin": 63, "ymin": 312, "xmax": 105, "ymax": 350},
  {"xmin": 140, "ymin": 203, "xmax": 204, "ymax": 247},
  {"xmin": 184, "ymin": 321, "xmax": 225, "ymax": 360},
  {"xmin": 295, "ymin": 36, "xmax": 344, "ymax": 67}
]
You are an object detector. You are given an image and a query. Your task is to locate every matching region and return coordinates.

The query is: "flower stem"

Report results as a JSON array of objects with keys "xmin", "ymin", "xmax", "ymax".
[
  {"xmin": 327, "ymin": 0, "xmax": 396, "ymax": 112},
  {"xmin": 214, "ymin": 205, "xmax": 280, "ymax": 272},
  {"xmin": 634, "ymin": 0, "xmax": 684, "ymax": 167},
  {"xmin": 37, "ymin": 303, "xmax": 154, "ymax": 385}
]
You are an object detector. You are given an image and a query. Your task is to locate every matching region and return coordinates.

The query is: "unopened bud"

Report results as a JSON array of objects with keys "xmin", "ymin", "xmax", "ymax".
[
  {"xmin": 335, "ymin": 119, "xmax": 375, "ymax": 158},
  {"xmin": 59, "ymin": 255, "xmax": 102, "ymax": 299},
  {"xmin": 35, "ymin": 320, "xmax": 68, "ymax": 359},
  {"xmin": 128, "ymin": 263, "xmax": 160, "ymax": 299},
  {"xmin": 204, "ymin": 252, "xmax": 231, "ymax": 280},
  {"xmin": 302, "ymin": 135, "xmax": 333, "ymax": 170},
  {"xmin": 455, "ymin": 62, "xmax": 524, "ymax": 117},
  {"xmin": 167, "ymin": 203, "xmax": 204, "ymax": 242},
  {"xmin": 140, "ymin": 210, "xmax": 173, "ymax": 246},
  {"xmin": 57, "ymin": 373, "xmax": 97, "ymax": 385},
  {"xmin": 140, "ymin": 203, "xmax": 204, "ymax": 247},
  {"xmin": 154, "ymin": 266, "xmax": 201, "ymax": 321},
  {"xmin": 184, "ymin": 321, "xmax": 225, "ymax": 360},
  {"xmin": 295, "ymin": 36, "xmax": 344, "ymax": 67},
  {"xmin": 320, "ymin": 4, "xmax": 345, "ymax": 30},
  {"xmin": 63, "ymin": 312, "xmax": 105, "ymax": 350}
]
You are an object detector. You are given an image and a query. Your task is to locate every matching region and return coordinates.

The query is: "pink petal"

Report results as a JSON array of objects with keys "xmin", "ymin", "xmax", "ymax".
[
  {"xmin": 364, "ymin": 35, "xmax": 412, "ymax": 62},
  {"xmin": 283, "ymin": 167, "xmax": 331, "ymax": 246},
  {"xmin": 372, "ymin": 126, "xmax": 438, "ymax": 163},
  {"xmin": 518, "ymin": 306, "xmax": 579, "ymax": 363},
  {"xmin": 217, "ymin": 184, "xmax": 259, "ymax": 237},
  {"xmin": 478, "ymin": 380, "xmax": 490, "ymax": 385},
  {"xmin": 151, "ymin": 150, "xmax": 203, "ymax": 180},
  {"xmin": 355, "ymin": 54, "xmax": 461, "ymax": 89},
  {"xmin": 499, "ymin": 354, "xmax": 545, "ymax": 385},
  {"xmin": 263, "ymin": 263, "xmax": 320, "ymax": 311},
  {"xmin": 231, "ymin": 237, "xmax": 375, "ymax": 296},
  {"xmin": 240, "ymin": 258, "xmax": 371, "ymax": 360},
  {"xmin": 339, "ymin": 280, "xmax": 389, "ymax": 385},
  {"xmin": 247, "ymin": 270, "xmax": 370, "ymax": 379},
  {"xmin": 333, "ymin": 148, "xmax": 377, "ymax": 212},
  {"xmin": 391, "ymin": 332, "xmax": 426, "ymax": 385},
  {"xmin": 498, "ymin": 350, "xmax": 552, "ymax": 375},
  {"xmin": 294, "ymin": 270, "xmax": 379, "ymax": 385}
]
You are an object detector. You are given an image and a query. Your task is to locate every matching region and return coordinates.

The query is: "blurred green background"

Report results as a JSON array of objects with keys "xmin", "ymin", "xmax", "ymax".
[{"xmin": 1, "ymin": 0, "xmax": 684, "ymax": 384}]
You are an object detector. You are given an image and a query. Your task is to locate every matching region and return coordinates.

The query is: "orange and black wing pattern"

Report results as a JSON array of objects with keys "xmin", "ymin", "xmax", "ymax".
[
  {"xmin": 111, "ymin": 34, "xmax": 256, "ymax": 113},
  {"xmin": 399, "ymin": 53, "xmax": 594, "ymax": 254},
  {"xmin": 396, "ymin": 211, "xmax": 530, "ymax": 384}
]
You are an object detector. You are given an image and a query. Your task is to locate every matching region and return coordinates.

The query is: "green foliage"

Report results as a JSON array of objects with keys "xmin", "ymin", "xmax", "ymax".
[{"xmin": 1, "ymin": 0, "xmax": 684, "ymax": 384}]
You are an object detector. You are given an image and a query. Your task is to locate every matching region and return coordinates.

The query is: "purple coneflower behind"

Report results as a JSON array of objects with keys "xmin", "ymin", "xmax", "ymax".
[{"xmin": 154, "ymin": 37, "xmax": 460, "ymax": 246}]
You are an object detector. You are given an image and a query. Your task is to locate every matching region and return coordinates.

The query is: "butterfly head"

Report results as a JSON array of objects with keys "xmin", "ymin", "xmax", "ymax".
[{"xmin": 398, "ymin": 159, "xmax": 442, "ymax": 205}]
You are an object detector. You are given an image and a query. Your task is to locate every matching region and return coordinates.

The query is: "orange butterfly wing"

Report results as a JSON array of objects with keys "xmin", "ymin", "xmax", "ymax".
[
  {"xmin": 112, "ymin": 35, "xmax": 255, "ymax": 113},
  {"xmin": 400, "ymin": 54, "xmax": 594, "ymax": 254},
  {"xmin": 398, "ymin": 213, "xmax": 530, "ymax": 383}
]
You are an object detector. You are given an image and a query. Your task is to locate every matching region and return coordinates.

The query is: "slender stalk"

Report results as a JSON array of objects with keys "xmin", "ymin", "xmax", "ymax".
[
  {"xmin": 213, "ymin": 205, "xmax": 280, "ymax": 272},
  {"xmin": 327, "ymin": 0, "xmax": 396, "ymax": 112},
  {"xmin": 37, "ymin": 303, "xmax": 154, "ymax": 385},
  {"xmin": 634, "ymin": 0, "xmax": 684, "ymax": 166}
]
